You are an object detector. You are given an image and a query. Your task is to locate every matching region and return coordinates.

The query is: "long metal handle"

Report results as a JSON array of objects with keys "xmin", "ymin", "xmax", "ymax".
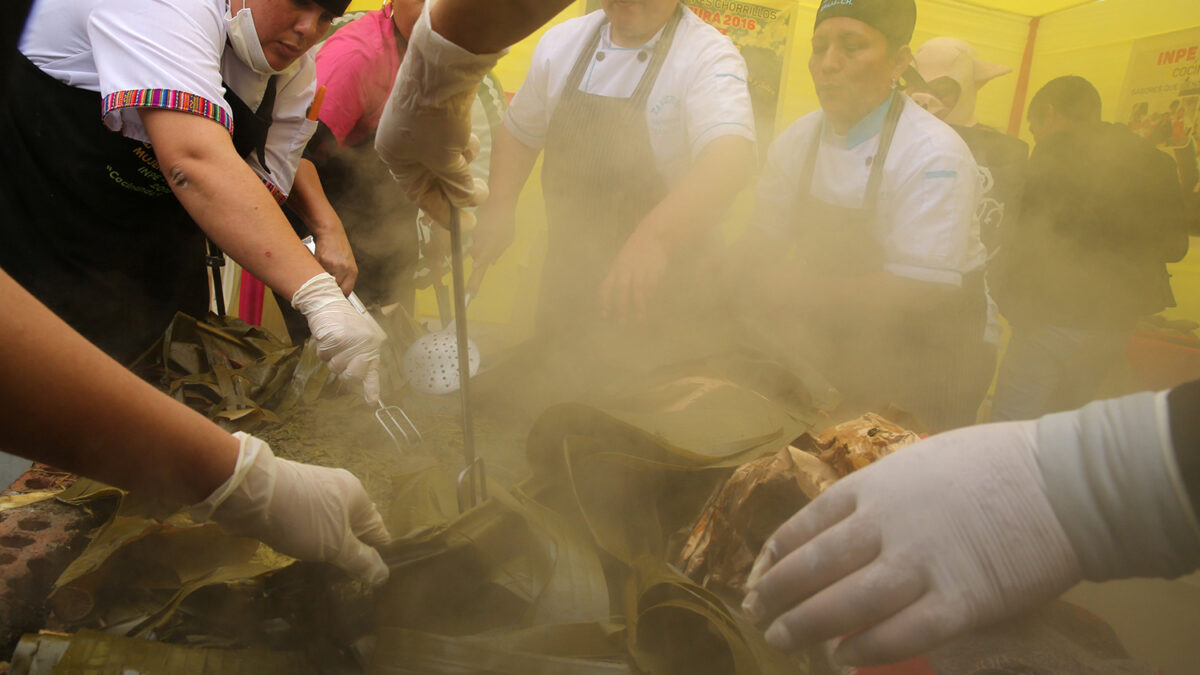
[{"xmin": 448, "ymin": 207, "xmax": 478, "ymax": 504}]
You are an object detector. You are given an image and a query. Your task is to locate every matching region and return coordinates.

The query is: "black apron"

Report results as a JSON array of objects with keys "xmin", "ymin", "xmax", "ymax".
[
  {"xmin": 794, "ymin": 94, "xmax": 987, "ymax": 431},
  {"xmin": 0, "ymin": 52, "xmax": 275, "ymax": 364},
  {"xmin": 537, "ymin": 7, "xmax": 683, "ymax": 340}
]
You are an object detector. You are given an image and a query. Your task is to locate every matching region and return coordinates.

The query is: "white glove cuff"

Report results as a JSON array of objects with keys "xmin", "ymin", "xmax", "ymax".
[
  {"xmin": 290, "ymin": 273, "xmax": 342, "ymax": 315},
  {"xmin": 1036, "ymin": 391, "xmax": 1200, "ymax": 581},
  {"xmin": 408, "ymin": 3, "xmax": 506, "ymax": 97},
  {"xmin": 188, "ymin": 432, "xmax": 267, "ymax": 522}
]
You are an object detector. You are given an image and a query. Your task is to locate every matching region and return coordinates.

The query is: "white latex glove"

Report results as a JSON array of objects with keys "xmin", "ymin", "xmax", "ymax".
[
  {"xmin": 375, "ymin": 3, "xmax": 500, "ymax": 227},
  {"xmin": 741, "ymin": 421, "xmax": 1082, "ymax": 666},
  {"xmin": 191, "ymin": 433, "xmax": 391, "ymax": 586},
  {"xmin": 291, "ymin": 273, "xmax": 383, "ymax": 403}
]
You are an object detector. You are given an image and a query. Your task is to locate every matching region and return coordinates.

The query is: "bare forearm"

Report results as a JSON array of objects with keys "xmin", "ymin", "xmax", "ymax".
[
  {"xmin": 634, "ymin": 136, "xmax": 755, "ymax": 252},
  {"xmin": 485, "ymin": 125, "xmax": 540, "ymax": 213},
  {"xmin": 431, "ymin": 0, "xmax": 576, "ymax": 55},
  {"xmin": 0, "ymin": 271, "xmax": 237, "ymax": 504},
  {"xmin": 141, "ymin": 110, "xmax": 325, "ymax": 299},
  {"xmin": 287, "ymin": 159, "xmax": 341, "ymax": 239}
]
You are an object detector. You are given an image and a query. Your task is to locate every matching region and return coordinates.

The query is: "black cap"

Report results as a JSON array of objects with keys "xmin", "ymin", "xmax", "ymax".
[
  {"xmin": 315, "ymin": 0, "xmax": 351, "ymax": 16},
  {"xmin": 814, "ymin": 0, "xmax": 917, "ymax": 47}
]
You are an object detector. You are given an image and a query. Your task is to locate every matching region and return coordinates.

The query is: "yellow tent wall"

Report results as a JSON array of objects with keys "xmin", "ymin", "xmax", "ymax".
[{"xmin": 343, "ymin": 0, "xmax": 1200, "ymax": 331}]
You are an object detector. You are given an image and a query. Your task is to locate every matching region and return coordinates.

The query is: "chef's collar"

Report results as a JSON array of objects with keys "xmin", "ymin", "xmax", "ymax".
[
  {"xmin": 600, "ymin": 20, "xmax": 669, "ymax": 52},
  {"xmin": 825, "ymin": 92, "xmax": 895, "ymax": 149}
]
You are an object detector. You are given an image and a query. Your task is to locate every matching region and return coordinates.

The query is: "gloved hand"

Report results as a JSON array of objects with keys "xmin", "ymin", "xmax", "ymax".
[
  {"xmin": 291, "ymin": 273, "xmax": 383, "ymax": 403},
  {"xmin": 375, "ymin": 4, "xmax": 501, "ymax": 227},
  {"xmin": 191, "ymin": 433, "xmax": 391, "ymax": 586},
  {"xmin": 741, "ymin": 421, "xmax": 1082, "ymax": 667}
]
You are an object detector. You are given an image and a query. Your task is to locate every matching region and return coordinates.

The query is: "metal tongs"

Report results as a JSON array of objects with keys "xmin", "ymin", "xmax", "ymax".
[
  {"xmin": 301, "ymin": 236, "xmax": 422, "ymax": 450},
  {"xmin": 446, "ymin": 207, "xmax": 487, "ymax": 512}
]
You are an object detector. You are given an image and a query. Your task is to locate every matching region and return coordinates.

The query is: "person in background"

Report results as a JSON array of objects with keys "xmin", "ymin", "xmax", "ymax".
[
  {"xmin": 988, "ymin": 76, "xmax": 1190, "ymax": 422},
  {"xmin": 907, "ymin": 36, "xmax": 1030, "ymax": 417},
  {"xmin": 373, "ymin": 0, "xmax": 582, "ymax": 229},
  {"xmin": 467, "ymin": 0, "xmax": 756, "ymax": 336},
  {"xmin": 908, "ymin": 37, "xmax": 1028, "ymax": 254},
  {"xmin": 1, "ymin": 0, "xmax": 383, "ymax": 400},
  {"xmin": 742, "ymin": 378, "xmax": 1200, "ymax": 667},
  {"xmin": 300, "ymin": 0, "xmax": 506, "ymax": 314},
  {"xmin": 737, "ymin": 0, "xmax": 989, "ymax": 431}
]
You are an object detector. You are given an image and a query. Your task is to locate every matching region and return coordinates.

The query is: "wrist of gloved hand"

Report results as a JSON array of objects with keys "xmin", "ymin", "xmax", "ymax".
[
  {"xmin": 190, "ymin": 433, "xmax": 391, "ymax": 586},
  {"xmin": 375, "ymin": 4, "xmax": 500, "ymax": 222},
  {"xmin": 291, "ymin": 273, "xmax": 382, "ymax": 403},
  {"xmin": 404, "ymin": 3, "xmax": 505, "ymax": 109},
  {"xmin": 1036, "ymin": 390, "xmax": 1200, "ymax": 581},
  {"xmin": 744, "ymin": 420, "xmax": 1082, "ymax": 666}
]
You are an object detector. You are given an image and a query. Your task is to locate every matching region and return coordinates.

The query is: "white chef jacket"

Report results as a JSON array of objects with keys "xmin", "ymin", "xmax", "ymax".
[
  {"xmin": 20, "ymin": 0, "xmax": 317, "ymax": 200},
  {"xmin": 753, "ymin": 94, "xmax": 986, "ymax": 287},
  {"xmin": 504, "ymin": 8, "xmax": 756, "ymax": 184}
]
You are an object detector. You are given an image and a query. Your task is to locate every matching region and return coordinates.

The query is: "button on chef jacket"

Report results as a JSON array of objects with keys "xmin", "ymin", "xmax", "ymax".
[
  {"xmin": 20, "ymin": 0, "xmax": 319, "ymax": 201},
  {"xmin": 752, "ymin": 96, "xmax": 986, "ymax": 288},
  {"xmin": 504, "ymin": 8, "xmax": 756, "ymax": 184}
]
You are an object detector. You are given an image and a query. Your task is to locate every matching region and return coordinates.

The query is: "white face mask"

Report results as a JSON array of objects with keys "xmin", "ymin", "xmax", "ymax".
[{"xmin": 226, "ymin": 5, "xmax": 297, "ymax": 75}]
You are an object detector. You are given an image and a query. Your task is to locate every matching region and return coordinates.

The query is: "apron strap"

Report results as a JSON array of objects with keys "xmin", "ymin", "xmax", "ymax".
[
  {"xmin": 801, "ymin": 91, "xmax": 907, "ymax": 210},
  {"xmin": 224, "ymin": 74, "xmax": 278, "ymax": 175},
  {"xmin": 629, "ymin": 4, "xmax": 683, "ymax": 105},
  {"xmin": 863, "ymin": 91, "xmax": 905, "ymax": 211},
  {"xmin": 253, "ymin": 74, "xmax": 278, "ymax": 173}
]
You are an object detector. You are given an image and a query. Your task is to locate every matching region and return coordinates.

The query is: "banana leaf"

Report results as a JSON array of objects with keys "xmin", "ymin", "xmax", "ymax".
[
  {"xmin": 0, "ymin": 491, "xmax": 61, "ymax": 511},
  {"xmin": 48, "ymin": 486, "xmax": 290, "ymax": 633},
  {"xmin": 9, "ymin": 629, "xmax": 314, "ymax": 675},
  {"xmin": 371, "ymin": 624, "xmax": 630, "ymax": 674},
  {"xmin": 130, "ymin": 313, "xmax": 327, "ymax": 432},
  {"xmin": 623, "ymin": 557, "xmax": 800, "ymax": 675},
  {"xmin": 373, "ymin": 364, "xmax": 819, "ymax": 674}
]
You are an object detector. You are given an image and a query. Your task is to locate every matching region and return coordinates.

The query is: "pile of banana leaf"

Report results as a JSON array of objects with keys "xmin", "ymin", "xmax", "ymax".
[
  {"xmin": 31, "ymin": 311, "xmax": 841, "ymax": 673},
  {"xmin": 130, "ymin": 312, "xmax": 331, "ymax": 432},
  {"xmin": 371, "ymin": 364, "xmax": 823, "ymax": 674}
]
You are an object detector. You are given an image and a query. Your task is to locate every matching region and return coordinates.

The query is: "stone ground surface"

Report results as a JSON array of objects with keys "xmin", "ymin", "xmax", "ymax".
[{"xmin": 0, "ymin": 467, "xmax": 114, "ymax": 663}]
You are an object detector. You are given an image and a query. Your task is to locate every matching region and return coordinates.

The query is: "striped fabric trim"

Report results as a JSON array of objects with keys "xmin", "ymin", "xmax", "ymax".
[
  {"xmin": 103, "ymin": 89, "xmax": 233, "ymax": 134},
  {"xmin": 261, "ymin": 178, "xmax": 286, "ymax": 204}
]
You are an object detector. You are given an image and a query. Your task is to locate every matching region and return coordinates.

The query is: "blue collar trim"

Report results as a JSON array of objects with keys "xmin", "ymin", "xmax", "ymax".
[{"xmin": 845, "ymin": 92, "xmax": 895, "ymax": 149}]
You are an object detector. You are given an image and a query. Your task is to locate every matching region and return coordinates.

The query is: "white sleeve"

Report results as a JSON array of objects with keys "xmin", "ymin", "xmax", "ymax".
[
  {"xmin": 1036, "ymin": 391, "xmax": 1200, "ymax": 581},
  {"xmin": 502, "ymin": 33, "xmax": 555, "ymax": 150},
  {"xmin": 254, "ymin": 61, "xmax": 319, "ymax": 200},
  {"xmin": 89, "ymin": 0, "xmax": 231, "ymax": 142},
  {"xmin": 682, "ymin": 35, "xmax": 755, "ymax": 156},
  {"xmin": 882, "ymin": 143, "xmax": 980, "ymax": 287}
]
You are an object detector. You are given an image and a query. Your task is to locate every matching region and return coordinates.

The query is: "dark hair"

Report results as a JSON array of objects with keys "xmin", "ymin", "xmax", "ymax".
[{"xmin": 1029, "ymin": 76, "xmax": 1102, "ymax": 123}]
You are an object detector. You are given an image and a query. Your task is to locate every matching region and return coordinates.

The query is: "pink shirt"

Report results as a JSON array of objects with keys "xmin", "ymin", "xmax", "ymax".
[{"xmin": 314, "ymin": 6, "xmax": 402, "ymax": 147}]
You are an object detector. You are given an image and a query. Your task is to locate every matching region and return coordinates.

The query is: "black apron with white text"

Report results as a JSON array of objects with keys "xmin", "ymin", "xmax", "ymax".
[{"xmin": 0, "ymin": 52, "xmax": 274, "ymax": 364}]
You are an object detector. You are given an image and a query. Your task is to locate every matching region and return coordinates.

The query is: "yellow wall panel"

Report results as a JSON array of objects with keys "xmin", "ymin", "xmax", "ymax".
[
  {"xmin": 337, "ymin": 0, "xmax": 1200, "ymax": 329},
  {"xmin": 1028, "ymin": 0, "xmax": 1200, "ymax": 135}
]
